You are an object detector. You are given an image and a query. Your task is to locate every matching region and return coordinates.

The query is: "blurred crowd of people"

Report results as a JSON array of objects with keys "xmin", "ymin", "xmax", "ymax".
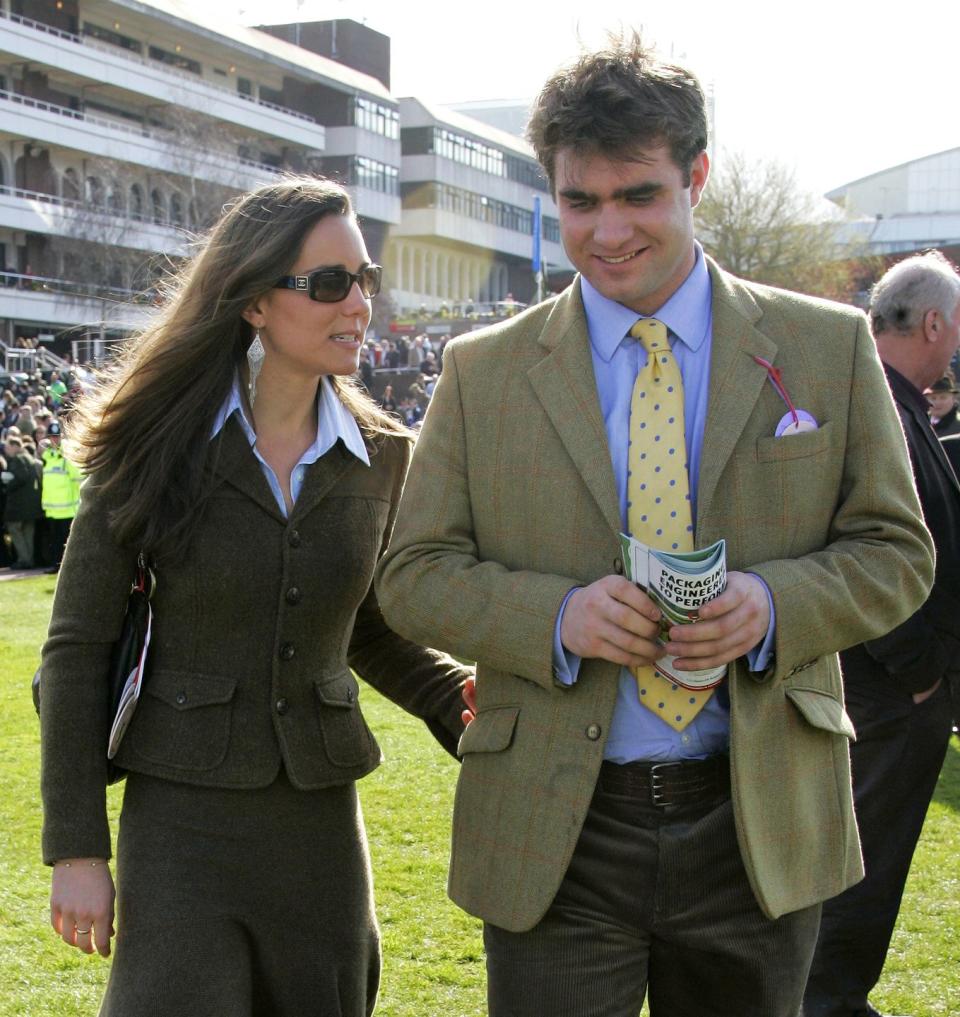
[
  {"xmin": 0, "ymin": 369, "xmax": 83, "ymax": 572},
  {"xmin": 360, "ymin": 332, "xmax": 450, "ymax": 428}
]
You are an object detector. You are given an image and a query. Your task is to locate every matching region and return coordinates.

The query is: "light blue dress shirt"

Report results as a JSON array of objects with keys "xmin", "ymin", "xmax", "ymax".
[
  {"xmin": 211, "ymin": 374, "xmax": 370, "ymax": 517},
  {"xmin": 553, "ymin": 246, "xmax": 774, "ymax": 762}
]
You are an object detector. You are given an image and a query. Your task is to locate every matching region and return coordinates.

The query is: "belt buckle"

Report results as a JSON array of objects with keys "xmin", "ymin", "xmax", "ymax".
[{"xmin": 649, "ymin": 761, "xmax": 685, "ymax": 807}]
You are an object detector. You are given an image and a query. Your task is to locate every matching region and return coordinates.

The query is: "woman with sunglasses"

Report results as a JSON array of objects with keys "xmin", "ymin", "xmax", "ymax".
[{"xmin": 38, "ymin": 177, "xmax": 470, "ymax": 1016}]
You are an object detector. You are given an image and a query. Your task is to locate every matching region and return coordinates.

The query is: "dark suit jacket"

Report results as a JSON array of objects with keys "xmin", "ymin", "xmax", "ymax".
[
  {"xmin": 40, "ymin": 418, "xmax": 468, "ymax": 864},
  {"xmin": 3, "ymin": 449, "xmax": 42, "ymax": 521},
  {"xmin": 841, "ymin": 365, "xmax": 960, "ymax": 696},
  {"xmin": 932, "ymin": 407, "xmax": 960, "ymax": 438},
  {"xmin": 940, "ymin": 432, "xmax": 960, "ymax": 481}
]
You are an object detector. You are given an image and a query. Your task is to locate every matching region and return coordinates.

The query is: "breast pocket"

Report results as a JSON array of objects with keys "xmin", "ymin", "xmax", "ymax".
[
  {"xmin": 126, "ymin": 670, "xmax": 237, "ymax": 771},
  {"xmin": 755, "ymin": 421, "xmax": 835, "ymax": 463},
  {"xmin": 751, "ymin": 422, "xmax": 840, "ymax": 555}
]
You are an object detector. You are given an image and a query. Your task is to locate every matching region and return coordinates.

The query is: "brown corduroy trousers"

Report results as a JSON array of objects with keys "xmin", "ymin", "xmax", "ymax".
[{"xmin": 484, "ymin": 779, "xmax": 821, "ymax": 1017}]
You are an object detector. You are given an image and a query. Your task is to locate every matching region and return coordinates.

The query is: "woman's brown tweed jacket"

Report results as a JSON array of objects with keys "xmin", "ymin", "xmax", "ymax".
[{"xmin": 40, "ymin": 417, "xmax": 467, "ymax": 863}]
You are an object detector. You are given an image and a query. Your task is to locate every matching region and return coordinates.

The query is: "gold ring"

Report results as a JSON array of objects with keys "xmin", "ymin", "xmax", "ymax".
[{"xmin": 75, "ymin": 927, "xmax": 91, "ymax": 935}]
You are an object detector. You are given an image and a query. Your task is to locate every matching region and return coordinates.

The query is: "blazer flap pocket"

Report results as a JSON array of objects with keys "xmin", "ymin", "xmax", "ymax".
[
  {"xmin": 145, "ymin": 671, "xmax": 237, "ymax": 711},
  {"xmin": 315, "ymin": 672, "xmax": 359, "ymax": 709},
  {"xmin": 785, "ymin": 686, "xmax": 855, "ymax": 739},
  {"xmin": 457, "ymin": 705, "xmax": 520, "ymax": 757},
  {"xmin": 756, "ymin": 421, "xmax": 834, "ymax": 462}
]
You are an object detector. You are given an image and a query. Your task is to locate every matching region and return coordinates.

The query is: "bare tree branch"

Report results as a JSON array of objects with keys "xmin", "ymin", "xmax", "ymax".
[{"xmin": 696, "ymin": 151, "xmax": 872, "ymax": 302}]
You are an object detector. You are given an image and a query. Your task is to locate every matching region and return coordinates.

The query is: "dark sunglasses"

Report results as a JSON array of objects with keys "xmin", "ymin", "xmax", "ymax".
[{"xmin": 274, "ymin": 264, "xmax": 382, "ymax": 303}]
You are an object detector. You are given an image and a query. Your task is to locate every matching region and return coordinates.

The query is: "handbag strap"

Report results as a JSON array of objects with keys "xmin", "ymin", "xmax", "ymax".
[{"xmin": 133, "ymin": 550, "xmax": 156, "ymax": 600}]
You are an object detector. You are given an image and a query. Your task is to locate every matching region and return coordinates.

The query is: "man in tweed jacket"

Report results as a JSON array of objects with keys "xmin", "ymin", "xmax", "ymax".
[{"xmin": 376, "ymin": 36, "xmax": 933, "ymax": 1017}]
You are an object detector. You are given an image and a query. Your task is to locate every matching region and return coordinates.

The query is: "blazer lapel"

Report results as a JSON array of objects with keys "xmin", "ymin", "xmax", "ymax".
[
  {"xmin": 290, "ymin": 441, "xmax": 356, "ymax": 521},
  {"xmin": 527, "ymin": 280, "xmax": 621, "ymax": 535},
  {"xmin": 697, "ymin": 261, "xmax": 778, "ymax": 526},
  {"xmin": 209, "ymin": 415, "xmax": 287, "ymax": 523}
]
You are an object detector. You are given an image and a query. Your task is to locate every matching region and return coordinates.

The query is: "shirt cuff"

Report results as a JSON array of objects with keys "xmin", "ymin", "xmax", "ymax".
[
  {"xmin": 553, "ymin": 587, "xmax": 583, "ymax": 686},
  {"xmin": 745, "ymin": 573, "xmax": 776, "ymax": 671}
]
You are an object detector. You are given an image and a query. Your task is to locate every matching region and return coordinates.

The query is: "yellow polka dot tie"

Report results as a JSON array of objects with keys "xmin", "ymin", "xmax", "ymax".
[{"xmin": 627, "ymin": 318, "xmax": 714, "ymax": 731}]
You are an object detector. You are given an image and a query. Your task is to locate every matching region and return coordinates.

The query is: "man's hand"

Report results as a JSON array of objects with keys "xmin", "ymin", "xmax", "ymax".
[
  {"xmin": 667, "ymin": 571, "xmax": 770, "ymax": 671},
  {"xmin": 561, "ymin": 576, "xmax": 663, "ymax": 668},
  {"xmin": 50, "ymin": 858, "xmax": 115, "ymax": 958}
]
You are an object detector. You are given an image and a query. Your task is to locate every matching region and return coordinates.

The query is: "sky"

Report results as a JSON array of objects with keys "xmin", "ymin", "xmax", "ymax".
[{"xmin": 205, "ymin": 0, "xmax": 957, "ymax": 201}]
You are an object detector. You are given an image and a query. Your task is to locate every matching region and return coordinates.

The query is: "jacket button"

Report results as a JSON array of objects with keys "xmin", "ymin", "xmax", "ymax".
[
  {"xmin": 288, "ymin": 529, "xmax": 301, "ymax": 548},
  {"xmin": 175, "ymin": 691, "xmax": 187, "ymax": 705},
  {"xmin": 285, "ymin": 586, "xmax": 302, "ymax": 605},
  {"xmin": 613, "ymin": 558, "xmax": 624, "ymax": 575},
  {"xmin": 276, "ymin": 698, "xmax": 289, "ymax": 715},
  {"xmin": 585, "ymin": 723, "xmax": 602, "ymax": 740},
  {"xmin": 279, "ymin": 642, "xmax": 295, "ymax": 661}
]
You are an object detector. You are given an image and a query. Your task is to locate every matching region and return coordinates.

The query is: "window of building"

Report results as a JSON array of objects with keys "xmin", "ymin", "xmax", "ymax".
[
  {"xmin": 62, "ymin": 168, "xmax": 80, "ymax": 201},
  {"xmin": 85, "ymin": 176, "xmax": 105, "ymax": 208},
  {"xmin": 108, "ymin": 187, "xmax": 125, "ymax": 216},
  {"xmin": 403, "ymin": 127, "xmax": 547, "ymax": 191},
  {"xmin": 260, "ymin": 84, "xmax": 285, "ymax": 107},
  {"xmin": 130, "ymin": 183, "xmax": 144, "ymax": 219},
  {"xmin": 401, "ymin": 182, "xmax": 542, "ymax": 237},
  {"xmin": 169, "ymin": 193, "xmax": 184, "ymax": 226},
  {"xmin": 83, "ymin": 21, "xmax": 143, "ymax": 53},
  {"xmin": 353, "ymin": 97, "xmax": 400, "ymax": 139},
  {"xmin": 351, "ymin": 157, "xmax": 399, "ymax": 195},
  {"xmin": 148, "ymin": 45, "xmax": 202, "ymax": 76},
  {"xmin": 506, "ymin": 154, "xmax": 549, "ymax": 193},
  {"xmin": 435, "ymin": 129, "xmax": 506, "ymax": 177},
  {"xmin": 150, "ymin": 188, "xmax": 166, "ymax": 223},
  {"xmin": 400, "ymin": 126, "xmax": 434, "ymax": 156}
]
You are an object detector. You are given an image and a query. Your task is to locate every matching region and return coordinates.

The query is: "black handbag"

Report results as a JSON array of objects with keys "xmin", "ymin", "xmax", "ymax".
[{"xmin": 33, "ymin": 552, "xmax": 156, "ymax": 785}]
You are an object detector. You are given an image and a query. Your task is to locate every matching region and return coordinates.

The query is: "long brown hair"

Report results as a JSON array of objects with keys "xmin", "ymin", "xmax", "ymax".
[{"xmin": 68, "ymin": 175, "xmax": 406, "ymax": 560}]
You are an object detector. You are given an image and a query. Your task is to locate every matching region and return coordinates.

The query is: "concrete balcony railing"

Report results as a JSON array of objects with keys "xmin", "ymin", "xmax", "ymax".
[
  {"xmin": 0, "ymin": 8, "xmax": 326, "ymax": 149},
  {"xmin": 0, "ymin": 88, "xmax": 281, "ymax": 190},
  {"xmin": 0, "ymin": 271, "xmax": 158, "ymax": 332},
  {"xmin": 0, "ymin": 184, "xmax": 190, "ymax": 256}
]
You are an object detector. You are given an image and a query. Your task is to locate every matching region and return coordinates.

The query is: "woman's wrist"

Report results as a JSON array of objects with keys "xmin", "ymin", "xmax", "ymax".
[{"xmin": 53, "ymin": 858, "xmax": 107, "ymax": 869}]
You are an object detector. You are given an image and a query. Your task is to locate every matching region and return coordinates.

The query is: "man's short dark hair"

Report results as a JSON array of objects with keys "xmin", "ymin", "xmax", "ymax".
[{"xmin": 527, "ymin": 32, "xmax": 708, "ymax": 191}]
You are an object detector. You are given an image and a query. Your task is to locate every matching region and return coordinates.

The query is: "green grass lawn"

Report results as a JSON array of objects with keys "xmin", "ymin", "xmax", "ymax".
[{"xmin": 2, "ymin": 575, "xmax": 957, "ymax": 1016}]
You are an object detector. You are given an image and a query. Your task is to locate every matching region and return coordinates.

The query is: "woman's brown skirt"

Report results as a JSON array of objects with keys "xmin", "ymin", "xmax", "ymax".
[{"xmin": 100, "ymin": 768, "xmax": 380, "ymax": 1017}]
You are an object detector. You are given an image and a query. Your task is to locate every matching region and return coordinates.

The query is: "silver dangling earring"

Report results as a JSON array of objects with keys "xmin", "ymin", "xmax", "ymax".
[{"xmin": 247, "ymin": 329, "xmax": 265, "ymax": 407}]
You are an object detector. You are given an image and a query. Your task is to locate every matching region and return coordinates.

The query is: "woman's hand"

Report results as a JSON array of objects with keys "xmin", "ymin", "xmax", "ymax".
[{"xmin": 50, "ymin": 858, "xmax": 115, "ymax": 957}]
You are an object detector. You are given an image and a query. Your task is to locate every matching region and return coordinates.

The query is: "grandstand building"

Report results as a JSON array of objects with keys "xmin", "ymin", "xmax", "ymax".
[
  {"xmin": 0, "ymin": 1, "xmax": 567, "ymax": 371},
  {"xmin": 827, "ymin": 147, "xmax": 960, "ymax": 258},
  {"xmin": 387, "ymin": 97, "xmax": 567, "ymax": 313}
]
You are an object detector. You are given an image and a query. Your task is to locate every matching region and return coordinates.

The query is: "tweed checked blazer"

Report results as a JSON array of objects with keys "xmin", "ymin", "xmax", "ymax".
[
  {"xmin": 376, "ymin": 260, "xmax": 934, "ymax": 929},
  {"xmin": 40, "ymin": 419, "xmax": 467, "ymax": 865}
]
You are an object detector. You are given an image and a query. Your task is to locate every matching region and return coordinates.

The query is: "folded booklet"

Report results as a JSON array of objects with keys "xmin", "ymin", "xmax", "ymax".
[{"xmin": 619, "ymin": 533, "xmax": 727, "ymax": 690}]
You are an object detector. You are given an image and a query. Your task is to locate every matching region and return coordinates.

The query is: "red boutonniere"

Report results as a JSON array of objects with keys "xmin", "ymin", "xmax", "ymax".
[{"xmin": 752, "ymin": 355, "xmax": 800, "ymax": 429}]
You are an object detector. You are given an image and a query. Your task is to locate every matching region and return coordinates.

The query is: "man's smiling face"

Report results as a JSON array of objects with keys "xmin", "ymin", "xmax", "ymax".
[{"xmin": 555, "ymin": 144, "xmax": 708, "ymax": 315}]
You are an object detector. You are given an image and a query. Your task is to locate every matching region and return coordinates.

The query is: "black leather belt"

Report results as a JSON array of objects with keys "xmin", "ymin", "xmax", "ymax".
[{"xmin": 599, "ymin": 755, "xmax": 730, "ymax": 809}]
